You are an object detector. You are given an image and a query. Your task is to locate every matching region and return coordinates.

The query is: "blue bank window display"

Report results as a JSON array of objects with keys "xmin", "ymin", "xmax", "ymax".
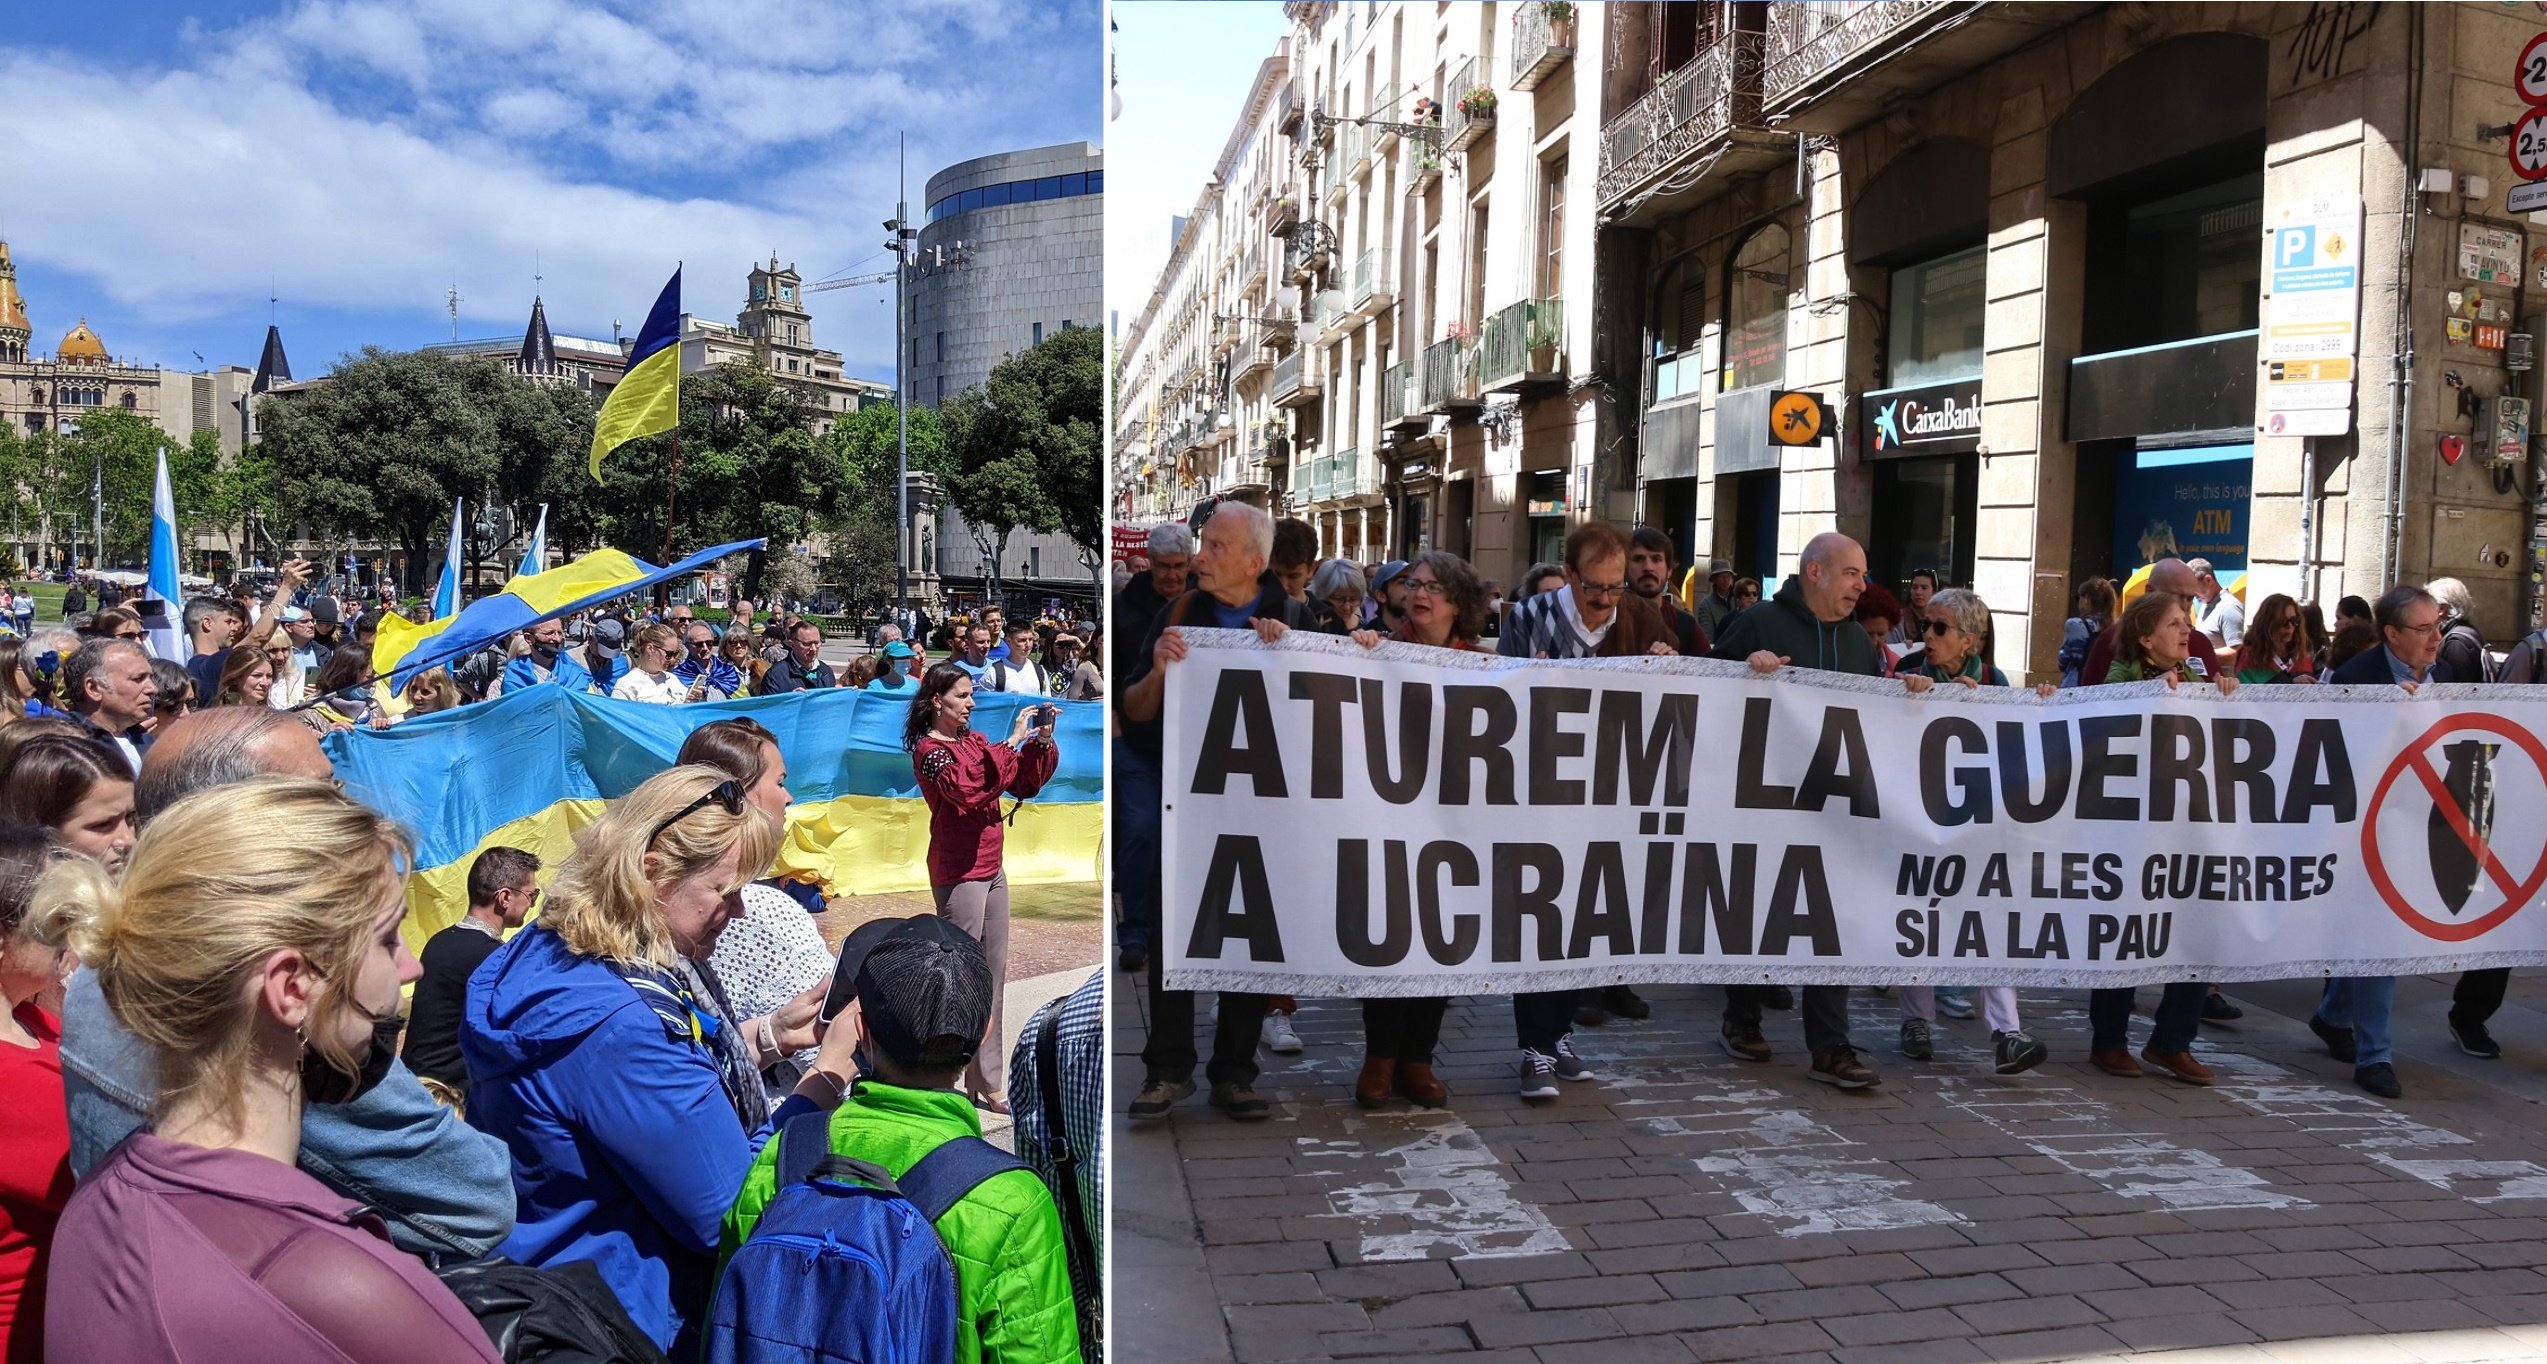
[
  {"xmin": 2110, "ymin": 442, "xmax": 2250, "ymax": 579},
  {"xmin": 927, "ymin": 170, "xmax": 1103, "ymax": 224}
]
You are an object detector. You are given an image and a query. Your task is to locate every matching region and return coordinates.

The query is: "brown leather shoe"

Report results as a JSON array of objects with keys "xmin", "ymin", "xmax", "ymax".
[
  {"xmin": 2141, "ymin": 1047, "xmax": 2215, "ymax": 1086},
  {"xmin": 1395, "ymin": 1061, "xmax": 1449, "ymax": 1108},
  {"xmin": 2090, "ymin": 1047, "xmax": 2143, "ymax": 1078},
  {"xmin": 1354, "ymin": 1056, "xmax": 1396, "ymax": 1108}
]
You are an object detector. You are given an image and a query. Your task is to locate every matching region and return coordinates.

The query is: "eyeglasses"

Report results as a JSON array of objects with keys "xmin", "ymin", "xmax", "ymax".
[
  {"xmin": 1406, "ymin": 577, "xmax": 1448, "ymax": 598},
  {"xmin": 1921, "ymin": 618, "xmax": 1954, "ymax": 636},
  {"xmin": 1574, "ymin": 578, "xmax": 1627, "ymax": 598},
  {"xmin": 688, "ymin": 640, "xmax": 714, "ymax": 651},
  {"xmin": 648, "ymin": 778, "xmax": 745, "ymax": 849}
]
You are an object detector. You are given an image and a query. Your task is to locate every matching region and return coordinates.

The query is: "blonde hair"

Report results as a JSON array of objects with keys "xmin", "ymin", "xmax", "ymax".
[
  {"xmin": 541, "ymin": 764, "xmax": 780, "ymax": 969},
  {"xmin": 28, "ymin": 777, "xmax": 410, "ymax": 1130},
  {"xmin": 404, "ymin": 667, "xmax": 460, "ymax": 713},
  {"xmin": 629, "ymin": 622, "xmax": 679, "ymax": 662}
]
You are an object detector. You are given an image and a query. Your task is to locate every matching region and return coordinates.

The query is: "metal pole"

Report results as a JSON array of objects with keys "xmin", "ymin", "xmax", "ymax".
[
  {"xmin": 895, "ymin": 132, "xmax": 912, "ymax": 624},
  {"xmin": 2297, "ymin": 436, "xmax": 2318, "ymax": 604},
  {"xmin": 91, "ymin": 443, "xmax": 102, "ymax": 570}
]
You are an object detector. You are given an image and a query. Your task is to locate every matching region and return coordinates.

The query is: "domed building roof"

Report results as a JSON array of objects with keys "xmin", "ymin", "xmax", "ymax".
[{"xmin": 57, "ymin": 317, "xmax": 106, "ymax": 364}]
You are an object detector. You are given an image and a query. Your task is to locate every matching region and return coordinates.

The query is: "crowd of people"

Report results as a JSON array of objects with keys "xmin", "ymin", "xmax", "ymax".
[
  {"xmin": 1116, "ymin": 503, "xmax": 2522, "ymax": 1126},
  {"xmin": 0, "ymin": 571, "xmax": 1104, "ymax": 1362}
]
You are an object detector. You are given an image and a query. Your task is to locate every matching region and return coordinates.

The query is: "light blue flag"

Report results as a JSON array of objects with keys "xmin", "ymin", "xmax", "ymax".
[
  {"xmin": 143, "ymin": 447, "xmax": 183, "ymax": 661},
  {"xmin": 517, "ymin": 504, "xmax": 547, "ymax": 578},
  {"xmin": 431, "ymin": 498, "xmax": 464, "ymax": 619}
]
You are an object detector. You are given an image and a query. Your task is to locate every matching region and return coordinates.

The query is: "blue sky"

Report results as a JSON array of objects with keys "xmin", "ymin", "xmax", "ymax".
[
  {"xmin": 1107, "ymin": 1, "xmax": 1290, "ymax": 316},
  {"xmin": 0, "ymin": 0, "xmax": 1100, "ymax": 385}
]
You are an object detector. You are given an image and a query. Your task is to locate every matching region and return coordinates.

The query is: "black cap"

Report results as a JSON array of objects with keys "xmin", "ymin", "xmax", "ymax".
[{"xmin": 820, "ymin": 914, "xmax": 991, "ymax": 1071}]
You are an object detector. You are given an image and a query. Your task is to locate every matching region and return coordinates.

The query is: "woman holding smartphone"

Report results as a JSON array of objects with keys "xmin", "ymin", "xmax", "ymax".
[{"xmin": 905, "ymin": 663, "xmax": 1060, "ymax": 1114}]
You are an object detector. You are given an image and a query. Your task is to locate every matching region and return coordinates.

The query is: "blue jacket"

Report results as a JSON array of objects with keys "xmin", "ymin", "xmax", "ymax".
[
  {"xmin": 2328, "ymin": 643, "xmax": 2417, "ymax": 687},
  {"xmin": 55, "ymin": 968, "xmax": 515, "ymax": 1262},
  {"xmin": 462, "ymin": 923, "xmax": 800, "ymax": 1352},
  {"xmin": 502, "ymin": 648, "xmax": 618, "ymax": 696}
]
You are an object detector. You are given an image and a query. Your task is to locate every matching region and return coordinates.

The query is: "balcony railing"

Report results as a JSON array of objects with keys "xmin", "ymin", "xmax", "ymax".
[
  {"xmin": 1510, "ymin": 3, "xmax": 1577, "ymax": 91},
  {"xmin": 1380, "ymin": 359, "xmax": 1417, "ymax": 428},
  {"xmin": 1275, "ymin": 80, "xmax": 1301, "ymax": 135},
  {"xmin": 1405, "ymin": 134, "xmax": 1444, "ymax": 192},
  {"xmin": 1272, "ymin": 349, "xmax": 1321, "ymax": 408},
  {"xmin": 1597, "ymin": 31, "xmax": 1762, "ymax": 207},
  {"xmin": 1479, "ymin": 297, "xmax": 1565, "ymax": 393},
  {"xmin": 1331, "ymin": 447, "xmax": 1366, "ymax": 500},
  {"xmin": 1420, "ymin": 335, "xmax": 1481, "ymax": 412},
  {"xmin": 1762, "ymin": 0, "xmax": 1956, "ymax": 109},
  {"xmin": 1347, "ymin": 120, "xmax": 1373, "ymax": 181},
  {"xmin": 1351, "ymin": 247, "xmax": 1393, "ymax": 313},
  {"xmin": 1445, "ymin": 56, "xmax": 1495, "ymax": 153},
  {"xmin": 1284, "ymin": 220, "xmax": 1334, "ymax": 280},
  {"xmin": 1212, "ymin": 317, "xmax": 1243, "ymax": 355}
]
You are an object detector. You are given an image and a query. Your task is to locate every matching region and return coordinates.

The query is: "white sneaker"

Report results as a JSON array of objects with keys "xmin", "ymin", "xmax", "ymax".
[{"xmin": 1262, "ymin": 1012, "xmax": 1304, "ymax": 1054}]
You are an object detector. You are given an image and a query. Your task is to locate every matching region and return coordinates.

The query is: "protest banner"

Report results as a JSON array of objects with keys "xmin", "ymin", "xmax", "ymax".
[{"xmin": 1159, "ymin": 631, "xmax": 2547, "ymax": 995}]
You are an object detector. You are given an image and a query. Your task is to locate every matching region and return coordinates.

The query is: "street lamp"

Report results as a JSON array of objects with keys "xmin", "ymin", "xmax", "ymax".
[{"xmin": 887, "ymin": 139, "xmax": 919, "ymax": 623}]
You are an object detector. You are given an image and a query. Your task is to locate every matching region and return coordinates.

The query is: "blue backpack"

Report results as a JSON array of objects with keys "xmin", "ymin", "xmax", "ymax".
[{"xmin": 704, "ymin": 1112, "xmax": 1029, "ymax": 1364}]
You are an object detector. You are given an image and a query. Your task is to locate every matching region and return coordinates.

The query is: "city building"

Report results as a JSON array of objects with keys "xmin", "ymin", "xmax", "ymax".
[
  {"xmin": 682, "ymin": 257, "xmax": 889, "ymax": 429},
  {"xmin": 913, "ymin": 142, "xmax": 1105, "ymax": 616},
  {"xmin": 0, "ymin": 237, "xmax": 263, "ymax": 572},
  {"xmin": 423, "ymin": 295, "xmax": 631, "ymax": 399},
  {"xmin": 1114, "ymin": 1, "xmax": 2547, "ymax": 679}
]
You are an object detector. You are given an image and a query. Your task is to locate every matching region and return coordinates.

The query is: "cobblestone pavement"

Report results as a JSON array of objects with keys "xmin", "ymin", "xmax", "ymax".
[{"xmin": 1114, "ymin": 970, "xmax": 2547, "ymax": 1363}]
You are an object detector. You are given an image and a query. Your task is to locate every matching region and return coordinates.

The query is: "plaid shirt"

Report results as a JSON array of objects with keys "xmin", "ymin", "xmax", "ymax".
[
  {"xmin": 1008, "ymin": 970, "xmax": 1103, "ymax": 1356},
  {"xmin": 1496, "ymin": 587, "xmax": 1604, "ymax": 660}
]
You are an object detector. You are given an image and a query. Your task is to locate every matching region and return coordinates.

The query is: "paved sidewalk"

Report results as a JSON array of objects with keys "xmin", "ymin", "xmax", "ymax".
[{"xmin": 1115, "ymin": 970, "xmax": 2547, "ymax": 1363}]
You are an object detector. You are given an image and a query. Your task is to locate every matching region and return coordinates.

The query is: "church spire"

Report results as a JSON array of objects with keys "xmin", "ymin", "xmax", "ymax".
[
  {"xmin": 519, "ymin": 295, "xmax": 556, "ymax": 373},
  {"xmin": 252, "ymin": 324, "xmax": 292, "ymax": 394},
  {"xmin": 0, "ymin": 241, "xmax": 28, "ymax": 365}
]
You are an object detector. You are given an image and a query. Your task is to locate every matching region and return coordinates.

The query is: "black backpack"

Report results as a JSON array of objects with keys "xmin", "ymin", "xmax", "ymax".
[{"xmin": 434, "ymin": 1257, "xmax": 669, "ymax": 1364}]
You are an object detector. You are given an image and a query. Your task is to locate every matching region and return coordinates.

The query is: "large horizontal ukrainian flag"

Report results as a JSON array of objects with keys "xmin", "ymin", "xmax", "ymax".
[
  {"xmin": 591, "ymin": 266, "xmax": 682, "ymax": 481},
  {"xmin": 371, "ymin": 538, "xmax": 764, "ymax": 689},
  {"xmin": 324, "ymin": 685, "xmax": 1103, "ymax": 951}
]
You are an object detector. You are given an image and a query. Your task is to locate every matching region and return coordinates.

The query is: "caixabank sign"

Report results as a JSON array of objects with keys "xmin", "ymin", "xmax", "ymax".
[{"xmin": 1862, "ymin": 374, "xmax": 1983, "ymax": 458}]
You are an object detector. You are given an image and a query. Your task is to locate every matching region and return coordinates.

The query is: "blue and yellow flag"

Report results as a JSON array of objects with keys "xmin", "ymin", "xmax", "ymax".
[
  {"xmin": 323, "ymin": 686, "xmax": 1104, "ymax": 950},
  {"xmin": 590, "ymin": 267, "xmax": 682, "ymax": 481},
  {"xmin": 372, "ymin": 537, "xmax": 762, "ymax": 688}
]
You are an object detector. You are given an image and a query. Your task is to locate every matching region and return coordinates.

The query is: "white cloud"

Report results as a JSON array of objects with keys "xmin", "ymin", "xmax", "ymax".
[{"xmin": 2, "ymin": 0, "xmax": 1096, "ymax": 380}]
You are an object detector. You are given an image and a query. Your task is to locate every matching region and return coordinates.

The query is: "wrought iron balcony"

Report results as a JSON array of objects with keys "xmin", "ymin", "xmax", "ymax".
[
  {"xmin": 1271, "ymin": 349, "xmax": 1321, "ymax": 409},
  {"xmin": 1511, "ymin": 3, "xmax": 1577, "ymax": 92},
  {"xmin": 1381, "ymin": 359, "xmax": 1424, "ymax": 431},
  {"xmin": 1596, "ymin": 31, "xmax": 1763, "ymax": 210},
  {"xmin": 1420, "ymin": 335, "xmax": 1481, "ymax": 413},
  {"xmin": 1405, "ymin": 134, "xmax": 1444, "ymax": 193},
  {"xmin": 1479, "ymin": 297, "xmax": 1565, "ymax": 394},
  {"xmin": 1762, "ymin": 0, "xmax": 1956, "ymax": 113},
  {"xmin": 1331, "ymin": 447, "xmax": 1367, "ymax": 500},
  {"xmin": 1445, "ymin": 56, "xmax": 1496, "ymax": 154},
  {"xmin": 1368, "ymin": 84, "xmax": 1402, "ymax": 153},
  {"xmin": 1284, "ymin": 219, "xmax": 1335, "ymax": 281},
  {"xmin": 1275, "ymin": 79, "xmax": 1301, "ymax": 135}
]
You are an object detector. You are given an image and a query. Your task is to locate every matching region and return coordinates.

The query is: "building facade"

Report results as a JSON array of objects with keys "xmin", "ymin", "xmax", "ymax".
[
  {"xmin": 911, "ymin": 141, "xmax": 1106, "ymax": 614},
  {"xmin": 1114, "ymin": 1, "xmax": 2547, "ymax": 679},
  {"xmin": 681, "ymin": 258, "xmax": 889, "ymax": 429}
]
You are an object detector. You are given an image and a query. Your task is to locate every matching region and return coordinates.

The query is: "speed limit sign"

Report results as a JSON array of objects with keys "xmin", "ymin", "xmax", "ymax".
[
  {"xmin": 2521, "ymin": 31, "xmax": 2547, "ymax": 106},
  {"xmin": 2515, "ymin": 107, "xmax": 2547, "ymax": 183}
]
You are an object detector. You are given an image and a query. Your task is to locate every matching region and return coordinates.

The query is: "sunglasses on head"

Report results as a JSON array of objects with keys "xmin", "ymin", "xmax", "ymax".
[{"xmin": 648, "ymin": 778, "xmax": 745, "ymax": 848}]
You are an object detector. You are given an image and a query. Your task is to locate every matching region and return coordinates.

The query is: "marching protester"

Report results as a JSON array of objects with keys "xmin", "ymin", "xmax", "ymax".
[
  {"xmin": 0, "ymin": 827, "xmax": 69, "ymax": 1364},
  {"xmin": 305, "ymin": 643, "xmax": 383, "ymax": 731},
  {"xmin": 2234, "ymin": 593, "xmax": 2319, "ymax": 684},
  {"xmin": 400, "ymin": 667, "xmax": 463, "ymax": 719},
  {"xmin": 462, "ymin": 766, "xmax": 860, "ymax": 1354},
  {"xmin": 717, "ymin": 625, "xmax": 767, "ymax": 695},
  {"xmin": 1690, "ymin": 557, "xmax": 1739, "ymax": 639},
  {"xmin": 1120, "ymin": 502, "xmax": 1317, "ymax": 1122},
  {"xmin": 2058, "ymin": 576, "xmax": 2117, "ymax": 688},
  {"xmin": 682, "ymin": 718, "xmax": 839, "ymax": 1106},
  {"xmin": 675, "ymin": 623, "xmax": 746, "ymax": 701},
  {"xmin": 910, "ymin": 663, "xmax": 1062, "ymax": 1113},
  {"xmin": 1725, "ymin": 575, "xmax": 1763, "ymax": 622},
  {"xmin": 262, "ymin": 627, "xmax": 310, "ymax": 709},
  {"xmin": 1628, "ymin": 527, "xmax": 1708, "ymax": 657},
  {"xmin": 2082, "ymin": 557, "xmax": 2224, "ymax": 685},
  {"xmin": 1711, "ymin": 532, "xmax": 1932, "ymax": 1090},
  {"xmin": 0, "ymin": 733, "xmax": 137, "ymax": 878},
  {"xmin": 213, "ymin": 637, "xmax": 278, "ymax": 708},
  {"xmin": 1496, "ymin": 523, "xmax": 1674, "ymax": 1096},
  {"xmin": 2310, "ymin": 584, "xmax": 2448, "ymax": 1099},
  {"xmin": 499, "ymin": 618, "xmax": 590, "ymax": 694},
  {"xmin": 1109, "ymin": 524, "xmax": 1193, "ymax": 976},
  {"xmin": 402, "ymin": 846, "xmax": 541, "ymax": 1103},
  {"xmin": 1307, "ymin": 558, "xmax": 1367, "ymax": 635},
  {"xmin": 2189, "ymin": 558, "xmax": 2244, "ymax": 648},
  {"xmin": 1893, "ymin": 589, "xmax": 2052, "ymax": 1075},
  {"xmin": 61, "ymin": 638, "xmax": 156, "ymax": 772},
  {"xmin": 57, "ymin": 707, "xmax": 516, "ymax": 1262},
  {"xmin": 952, "ymin": 623, "xmax": 996, "ymax": 682},
  {"xmin": 2429, "ymin": 577, "xmax": 2494, "ymax": 683},
  {"xmin": 145, "ymin": 659, "xmax": 194, "ymax": 729},
  {"xmin": 756, "ymin": 619, "xmax": 839, "ymax": 693},
  {"xmin": 989, "ymin": 623, "xmax": 1054, "ymax": 694},
  {"xmin": 868, "ymin": 638, "xmax": 923, "ymax": 696},
  {"xmin": 1888, "ymin": 568, "xmax": 1939, "ymax": 647},
  {"xmin": 32, "ymin": 778, "xmax": 509, "ymax": 1364},
  {"xmin": 612, "ymin": 622, "xmax": 698, "ymax": 705},
  {"xmin": 716, "ymin": 916, "xmax": 1083, "ymax": 1364},
  {"xmin": 1052, "ymin": 632, "xmax": 1102, "ymax": 701},
  {"xmin": 1368, "ymin": 560, "xmax": 1412, "ymax": 634},
  {"xmin": 1854, "ymin": 582, "xmax": 1905, "ymax": 677},
  {"xmin": 2084, "ymin": 588, "xmax": 2236, "ymax": 1086}
]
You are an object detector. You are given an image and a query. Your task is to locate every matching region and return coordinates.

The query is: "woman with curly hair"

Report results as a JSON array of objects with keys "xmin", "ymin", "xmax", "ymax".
[{"xmin": 905, "ymin": 662, "xmax": 1060, "ymax": 1112}]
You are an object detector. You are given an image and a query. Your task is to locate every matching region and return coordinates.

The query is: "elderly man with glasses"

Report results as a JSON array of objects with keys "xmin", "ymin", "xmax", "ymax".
[
  {"xmin": 671, "ymin": 622, "xmax": 745, "ymax": 701},
  {"xmin": 2079, "ymin": 558, "xmax": 2227, "ymax": 687}
]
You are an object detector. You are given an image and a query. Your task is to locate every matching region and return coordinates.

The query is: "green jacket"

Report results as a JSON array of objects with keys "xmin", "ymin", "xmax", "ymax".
[
  {"xmin": 718, "ymin": 1082, "xmax": 1083, "ymax": 1364},
  {"xmin": 1708, "ymin": 574, "xmax": 1886, "ymax": 677}
]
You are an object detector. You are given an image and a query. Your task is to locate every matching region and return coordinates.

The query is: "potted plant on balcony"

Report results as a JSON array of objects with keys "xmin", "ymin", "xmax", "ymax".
[
  {"xmin": 1526, "ymin": 316, "xmax": 1561, "ymax": 373},
  {"xmin": 1536, "ymin": 1, "xmax": 1576, "ymax": 48},
  {"xmin": 1457, "ymin": 87, "xmax": 1498, "ymax": 123}
]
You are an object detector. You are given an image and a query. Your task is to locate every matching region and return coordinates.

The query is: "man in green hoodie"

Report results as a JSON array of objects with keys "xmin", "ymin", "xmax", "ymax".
[
  {"xmin": 1709, "ymin": 532, "xmax": 1932, "ymax": 1090},
  {"xmin": 718, "ymin": 917, "xmax": 1082, "ymax": 1364}
]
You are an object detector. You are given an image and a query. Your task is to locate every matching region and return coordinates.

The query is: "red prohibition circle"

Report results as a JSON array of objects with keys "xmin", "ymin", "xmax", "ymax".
[
  {"xmin": 2511, "ymin": 108, "xmax": 2547, "ymax": 183},
  {"xmin": 2360, "ymin": 712, "xmax": 2547, "ymax": 941},
  {"xmin": 2520, "ymin": 31, "xmax": 2547, "ymax": 106}
]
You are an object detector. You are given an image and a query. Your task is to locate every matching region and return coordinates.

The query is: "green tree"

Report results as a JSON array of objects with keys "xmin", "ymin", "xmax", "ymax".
[
  {"xmin": 940, "ymin": 326, "xmax": 1103, "ymax": 599},
  {"xmin": 595, "ymin": 362, "xmax": 833, "ymax": 599},
  {"xmin": 55, "ymin": 409, "xmax": 182, "ymax": 565},
  {"xmin": 820, "ymin": 400, "xmax": 952, "ymax": 611}
]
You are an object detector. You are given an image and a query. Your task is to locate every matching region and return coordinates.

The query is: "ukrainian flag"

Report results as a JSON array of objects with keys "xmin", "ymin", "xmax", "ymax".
[
  {"xmin": 371, "ymin": 538, "xmax": 762, "ymax": 689},
  {"xmin": 591, "ymin": 267, "xmax": 682, "ymax": 481},
  {"xmin": 324, "ymin": 685, "xmax": 1104, "ymax": 952}
]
